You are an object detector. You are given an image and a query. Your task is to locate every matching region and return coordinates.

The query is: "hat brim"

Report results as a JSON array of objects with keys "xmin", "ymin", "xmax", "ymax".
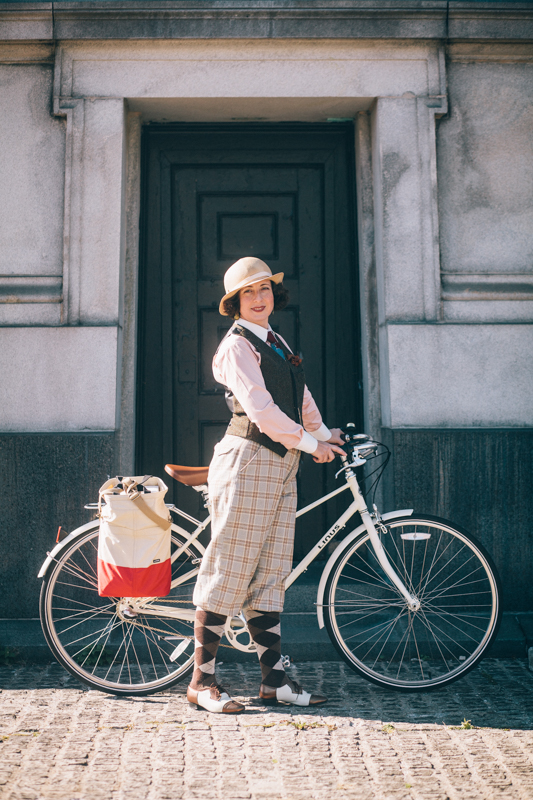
[{"xmin": 219, "ymin": 272, "xmax": 284, "ymax": 316}]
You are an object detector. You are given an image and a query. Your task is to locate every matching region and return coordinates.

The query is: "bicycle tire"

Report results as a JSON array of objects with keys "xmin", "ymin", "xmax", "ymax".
[
  {"xmin": 40, "ymin": 522, "xmax": 204, "ymax": 696},
  {"xmin": 323, "ymin": 514, "xmax": 502, "ymax": 691}
]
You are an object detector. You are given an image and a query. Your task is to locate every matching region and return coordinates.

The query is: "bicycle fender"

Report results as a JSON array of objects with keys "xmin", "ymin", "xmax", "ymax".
[
  {"xmin": 315, "ymin": 509, "xmax": 414, "ymax": 629},
  {"xmin": 37, "ymin": 519, "xmax": 100, "ymax": 579}
]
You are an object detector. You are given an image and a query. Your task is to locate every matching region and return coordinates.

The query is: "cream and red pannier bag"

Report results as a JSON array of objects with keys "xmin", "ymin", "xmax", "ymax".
[{"xmin": 97, "ymin": 476, "xmax": 172, "ymax": 597}]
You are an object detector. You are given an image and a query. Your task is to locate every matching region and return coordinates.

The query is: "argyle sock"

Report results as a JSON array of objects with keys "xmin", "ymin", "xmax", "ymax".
[
  {"xmin": 189, "ymin": 608, "xmax": 226, "ymax": 690},
  {"xmin": 244, "ymin": 608, "xmax": 288, "ymax": 690}
]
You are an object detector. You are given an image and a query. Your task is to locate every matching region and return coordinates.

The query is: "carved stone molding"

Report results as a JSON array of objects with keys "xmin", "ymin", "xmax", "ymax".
[
  {"xmin": 0, "ymin": 43, "xmax": 54, "ymax": 64},
  {"xmin": 448, "ymin": 43, "xmax": 533, "ymax": 63},
  {"xmin": 442, "ymin": 273, "xmax": 533, "ymax": 301},
  {"xmin": 53, "ymin": 91, "xmax": 85, "ymax": 325},
  {"xmin": 0, "ymin": 276, "xmax": 62, "ymax": 304}
]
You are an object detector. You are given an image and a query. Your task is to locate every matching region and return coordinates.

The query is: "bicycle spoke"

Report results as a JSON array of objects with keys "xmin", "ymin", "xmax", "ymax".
[
  {"xmin": 88, "ymin": 615, "xmax": 119, "ymax": 674},
  {"xmin": 387, "ymin": 529, "xmax": 417, "ymax": 597},
  {"xmin": 52, "ymin": 595, "xmax": 116, "ymax": 613},
  {"xmin": 422, "ymin": 602, "xmax": 490, "ymax": 630},
  {"xmin": 424, "ymin": 569, "xmax": 491, "ymax": 604},
  {"xmin": 404, "ymin": 616, "xmax": 424, "ymax": 681},
  {"xmin": 54, "ymin": 559, "xmax": 99, "ymax": 589},
  {"xmin": 369, "ymin": 609, "xmax": 410, "ymax": 668},
  {"xmin": 137, "ymin": 620, "xmax": 173, "ymax": 678},
  {"xmin": 422, "ymin": 604, "xmax": 489, "ymax": 641},
  {"xmin": 336, "ymin": 601, "xmax": 405, "ymax": 627},
  {"xmin": 343, "ymin": 608, "xmax": 407, "ymax": 650},
  {"xmin": 71, "ymin": 617, "xmax": 123, "ymax": 659},
  {"xmin": 419, "ymin": 545, "xmax": 473, "ymax": 600},
  {"xmin": 344, "ymin": 552, "xmax": 401, "ymax": 592},
  {"xmin": 57, "ymin": 606, "xmax": 118, "ymax": 638},
  {"xmin": 333, "ymin": 584, "xmax": 402, "ymax": 603},
  {"xmin": 170, "ymin": 566, "xmax": 200, "ymax": 589},
  {"xmin": 416, "ymin": 606, "xmax": 454, "ymax": 668},
  {"xmin": 76, "ymin": 543, "xmax": 98, "ymax": 581},
  {"xmin": 415, "ymin": 612, "xmax": 473, "ymax": 656},
  {"xmin": 383, "ymin": 611, "xmax": 413, "ymax": 675}
]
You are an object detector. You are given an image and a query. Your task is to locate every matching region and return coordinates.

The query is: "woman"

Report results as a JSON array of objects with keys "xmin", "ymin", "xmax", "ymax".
[{"xmin": 187, "ymin": 257, "xmax": 346, "ymax": 714}]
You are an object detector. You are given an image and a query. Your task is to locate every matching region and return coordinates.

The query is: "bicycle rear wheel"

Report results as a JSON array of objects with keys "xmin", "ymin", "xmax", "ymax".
[
  {"xmin": 40, "ymin": 523, "xmax": 203, "ymax": 695},
  {"xmin": 324, "ymin": 515, "xmax": 501, "ymax": 690}
]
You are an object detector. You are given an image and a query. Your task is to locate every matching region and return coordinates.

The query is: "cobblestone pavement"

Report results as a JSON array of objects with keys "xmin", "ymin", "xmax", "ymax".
[{"xmin": 1, "ymin": 659, "xmax": 533, "ymax": 800}]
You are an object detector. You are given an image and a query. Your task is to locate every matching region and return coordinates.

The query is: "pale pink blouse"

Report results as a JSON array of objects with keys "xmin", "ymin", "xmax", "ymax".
[{"xmin": 213, "ymin": 319, "xmax": 331, "ymax": 454}]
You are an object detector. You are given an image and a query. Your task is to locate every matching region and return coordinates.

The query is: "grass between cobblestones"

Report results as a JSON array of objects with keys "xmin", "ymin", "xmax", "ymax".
[{"xmin": 1, "ymin": 659, "xmax": 533, "ymax": 800}]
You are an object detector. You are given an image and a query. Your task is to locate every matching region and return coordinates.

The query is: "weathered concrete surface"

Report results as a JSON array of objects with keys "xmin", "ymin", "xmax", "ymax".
[
  {"xmin": 0, "ymin": 327, "xmax": 117, "ymax": 431},
  {"xmin": 386, "ymin": 324, "xmax": 533, "ymax": 427},
  {"xmin": 386, "ymin": 428, "xmax": 533, "ymax": 612},
  {"xmin": 2, "ymin": 1, "xmax": 533, "ymax": 43},
  {"xmin": 0, "ymin": 432, "xmax": 115, "ymax": 619},
  {"xmin": 438, "ymin": 57, "xmax": 533, "ymax": 276},
  {"xmin": 1, "ymin": 659, "xmax": 533, "ymax": 800},
  {"xmin": 0, "ymin": 64, "xmax": 64, "ymax": 282}
]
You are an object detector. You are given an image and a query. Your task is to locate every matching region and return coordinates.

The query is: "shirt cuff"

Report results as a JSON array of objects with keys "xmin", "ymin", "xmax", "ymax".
[
  {"xmin": 310, "ymin": 423, "xmax": 332, "ymax": 442},
  {"xmin": 295, "ymin": 431, "xmax": 319, "ymax": 454}
]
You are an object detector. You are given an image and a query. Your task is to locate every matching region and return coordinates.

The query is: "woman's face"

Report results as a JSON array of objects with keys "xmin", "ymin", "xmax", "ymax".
[{"xmin": 238, "ymin": 281, "xmax": 274, "ymax": 328}]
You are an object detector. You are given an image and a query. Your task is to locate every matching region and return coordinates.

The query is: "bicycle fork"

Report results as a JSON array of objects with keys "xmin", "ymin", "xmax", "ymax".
[{"xmin": 345, "ymin": 466, "xmax": 420, "ymax": 612}]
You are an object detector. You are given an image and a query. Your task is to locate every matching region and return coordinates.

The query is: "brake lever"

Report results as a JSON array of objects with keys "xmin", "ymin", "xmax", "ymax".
[{"xmin": 335, "ymin": 454, "xmax": 367, "ymax": 479}]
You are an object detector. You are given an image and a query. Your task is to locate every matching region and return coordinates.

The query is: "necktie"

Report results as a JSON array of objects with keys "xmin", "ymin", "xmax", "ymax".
[{"xmin": 267, "ymin": 330, "xmax": 285, "ymax": 360}]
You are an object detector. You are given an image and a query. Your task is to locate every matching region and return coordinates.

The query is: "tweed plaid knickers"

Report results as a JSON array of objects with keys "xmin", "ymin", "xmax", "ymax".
[{"xmin": 193, "ymin": 435, "xmax": 300, "ymax": 616}]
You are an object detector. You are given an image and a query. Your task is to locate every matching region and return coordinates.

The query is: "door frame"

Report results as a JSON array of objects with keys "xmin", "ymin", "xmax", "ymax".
[
  {"xmin": 135, "ymin": 123, "xmax": 364, "ymax": 508},
  {"xmin": 118, "ymin": 116, "xmax": 383, "ymax": 490}
]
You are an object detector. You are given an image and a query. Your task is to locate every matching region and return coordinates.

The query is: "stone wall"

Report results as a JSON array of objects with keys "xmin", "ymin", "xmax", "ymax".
[{"xmin": 0, "ymin": 3, "xmax": 532, "ymax": 625}]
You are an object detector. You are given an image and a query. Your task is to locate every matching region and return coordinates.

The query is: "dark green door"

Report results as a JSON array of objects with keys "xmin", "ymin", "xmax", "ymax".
[{"xmin": 137, "ymin": 124, "xmax": 362, "ymax": 557}]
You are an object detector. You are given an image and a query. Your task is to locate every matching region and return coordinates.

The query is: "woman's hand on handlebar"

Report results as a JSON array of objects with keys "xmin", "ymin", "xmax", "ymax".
[
  {"xmin": 313, "ymin": 441, "xmax": 346, "ymax": 463},
  {"xmin": 326, "ymin": 427, "xmax": 344, "ymax": 445}
]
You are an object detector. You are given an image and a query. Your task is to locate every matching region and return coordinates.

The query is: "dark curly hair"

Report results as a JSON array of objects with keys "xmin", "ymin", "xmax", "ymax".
[{"xmin": 222, "ymin": 281, "xmax": 289, "ymax": 318}]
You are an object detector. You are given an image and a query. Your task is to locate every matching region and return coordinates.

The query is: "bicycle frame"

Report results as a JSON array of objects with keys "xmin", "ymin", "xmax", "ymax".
[
  {"xmin": 137, "ymin": 454, "xmax": 419, "ymax": 623},
  {"xmin": 38, "ymin": 453, "xmax": 419, "ymax": 626}
]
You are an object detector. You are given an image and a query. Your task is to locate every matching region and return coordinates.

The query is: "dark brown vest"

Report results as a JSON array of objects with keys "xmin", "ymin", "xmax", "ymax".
[{"xmin": 222, "ymin": 324, "xmax": 306, "ymax": 457}]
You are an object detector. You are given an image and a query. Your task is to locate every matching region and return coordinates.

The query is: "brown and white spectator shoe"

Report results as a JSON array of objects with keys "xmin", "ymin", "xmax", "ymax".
[
  {"xmin": 259, "ymin": 678, "xmax": 327, "ymax": 707},
  {"xmin": 187, "ymin": 683, "xmax": 245, "ymax": 714}
]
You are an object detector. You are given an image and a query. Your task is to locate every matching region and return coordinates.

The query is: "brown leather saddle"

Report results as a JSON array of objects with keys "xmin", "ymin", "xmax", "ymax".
[{"xmin": 164, "ymin": 464, "xmax": 209, "ymax": 486}]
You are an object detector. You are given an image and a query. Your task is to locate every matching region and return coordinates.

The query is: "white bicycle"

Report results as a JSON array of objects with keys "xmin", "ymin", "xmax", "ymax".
[{"xmin": 38, "ymin": 428, "xmax": 502, "ymax": 696}]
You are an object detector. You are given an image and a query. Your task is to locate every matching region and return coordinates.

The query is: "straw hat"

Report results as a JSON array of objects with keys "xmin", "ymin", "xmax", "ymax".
[{"xmin": 219, "ymin": 257, "xmax": 284, "ymax": 316}]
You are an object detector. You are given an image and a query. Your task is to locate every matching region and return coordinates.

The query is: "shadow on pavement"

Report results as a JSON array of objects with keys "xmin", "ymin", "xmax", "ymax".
[{"xmin": 2, "ymin": 658, "xmax": 532, "ymax": 731}]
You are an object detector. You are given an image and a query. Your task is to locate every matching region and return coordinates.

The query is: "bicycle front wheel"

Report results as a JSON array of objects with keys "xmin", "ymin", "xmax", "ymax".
[
  {"xmin": 324, "ymin": 515, "xmax": 501, "ymax": 690},
  {"xmin": 40, "ymin": 523, "xmax": 204, "ymax": 695}
]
